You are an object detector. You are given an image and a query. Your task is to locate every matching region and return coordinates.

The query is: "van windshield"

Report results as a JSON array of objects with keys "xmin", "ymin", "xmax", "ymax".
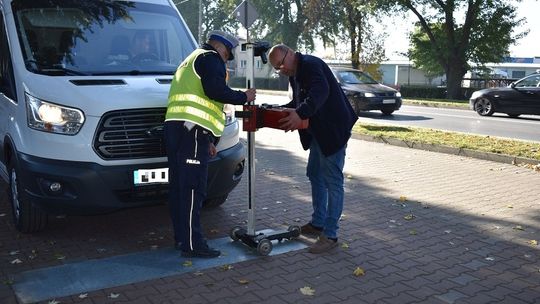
[{"xmin": 12, "ymin": 0, "xmax": 196, "ymax": 76}]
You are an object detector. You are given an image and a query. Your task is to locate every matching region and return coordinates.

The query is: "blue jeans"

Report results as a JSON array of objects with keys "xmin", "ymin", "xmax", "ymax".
[{"xmin": 306, "ymin": 139, "xmax": 346, "ymax": 239}]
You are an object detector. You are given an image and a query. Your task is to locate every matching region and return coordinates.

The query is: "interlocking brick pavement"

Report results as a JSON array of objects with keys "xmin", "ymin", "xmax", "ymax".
[{"xmin": 0, "ymin": 128, "xmax": 539, "ymax": 304}]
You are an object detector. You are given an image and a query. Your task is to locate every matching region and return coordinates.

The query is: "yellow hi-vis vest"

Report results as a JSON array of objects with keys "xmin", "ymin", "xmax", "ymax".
[{"xmin": 165, "ymin": 49, "xmax": 225, "ymax": 137}]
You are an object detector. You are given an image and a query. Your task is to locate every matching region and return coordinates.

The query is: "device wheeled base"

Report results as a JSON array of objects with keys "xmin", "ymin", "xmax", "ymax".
[{"xmin": 230, "ymin": 225, "xmax": 301, "ymax": 256}]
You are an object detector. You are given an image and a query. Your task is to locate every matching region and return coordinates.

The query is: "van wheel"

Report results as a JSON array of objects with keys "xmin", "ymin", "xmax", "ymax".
[
  {"xmin": 203, "ymin": 194, "xmax": 228, "ymax": 208},
  {"xmin": 7, "ymin": 154, "xmax": 47, "ymax": 233},
  {"xmin": 381, "ymin": 109, "xmax": 394, "ymax": 115}
]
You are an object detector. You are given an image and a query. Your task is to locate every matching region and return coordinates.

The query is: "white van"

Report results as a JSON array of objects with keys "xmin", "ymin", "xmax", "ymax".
[{"xmin": 0, "ymin": 0, "xmax": 245, "ymax": 232}]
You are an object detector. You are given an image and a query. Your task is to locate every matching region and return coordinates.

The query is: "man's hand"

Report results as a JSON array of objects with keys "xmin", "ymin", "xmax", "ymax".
[
  {"xmin": 209, "ymin": 142, "xmax": 217, "ymax": 158},
  {"xmin": 278, "ymin": 108, "xmax": 303, "ymax": 132},
  {"xmin": 244, "ymin": 88, "xmax": 256, "ymax": 103}
]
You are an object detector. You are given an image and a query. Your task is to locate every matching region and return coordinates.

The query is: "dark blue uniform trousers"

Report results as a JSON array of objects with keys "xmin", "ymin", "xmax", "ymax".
[{"xmin": 164, "ymin": 120, "xmax": 211, "ymax": 252}]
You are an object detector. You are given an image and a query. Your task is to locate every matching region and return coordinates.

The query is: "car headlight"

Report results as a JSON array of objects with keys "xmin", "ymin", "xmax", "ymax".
[
  {"xmin": 26, "ymin": 93, "xmax": 84, "ymax": 135},
  {"xmin": 223, "ymin": 104, "xmax": 237, "ymax": 125},
  {"xmin": 364, "ymin": 92, "xmax": 376, "ymax": 97},
  {"xmin": 395, "ymin": 92, "xmax": 402, "ymax": 97}
]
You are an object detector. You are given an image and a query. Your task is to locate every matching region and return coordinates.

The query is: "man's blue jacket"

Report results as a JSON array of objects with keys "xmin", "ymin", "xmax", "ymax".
[{"xmin": 285, "ymin": 52, "xmax": 358, "ymax": 156}]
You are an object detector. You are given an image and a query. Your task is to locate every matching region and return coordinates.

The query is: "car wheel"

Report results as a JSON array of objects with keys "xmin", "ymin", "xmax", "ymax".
[
  {"xmin": 7, "ymin": 153, "xmax": 48, "ymax": 233},
  {"xmin": 381, "ymin": 109, "xmax": 394, "ymax": 115},
  {"xmin": 203, "ymin": 194, "xmax": 228, "ymax": 208},
  {"xmin": 474, "ymin": 97, "xmax": 494, "ymax": 116},
  {"xmin": 507, "ymin": 114, "xmax": 521, "ymax": 118}
]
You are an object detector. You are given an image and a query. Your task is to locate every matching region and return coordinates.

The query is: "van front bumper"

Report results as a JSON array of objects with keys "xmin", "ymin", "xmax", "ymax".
[{"xmin": 16, "ymin": 142, "xmax": 245, "ymax": 215}]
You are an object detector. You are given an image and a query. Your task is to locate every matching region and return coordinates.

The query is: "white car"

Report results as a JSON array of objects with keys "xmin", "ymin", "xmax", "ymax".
[{"xmin": 0, "ymin": 0, "xmax": 245, "ymax": 232}]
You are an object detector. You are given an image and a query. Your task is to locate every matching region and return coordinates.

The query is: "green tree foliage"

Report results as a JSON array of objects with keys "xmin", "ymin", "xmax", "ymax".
[
  {"xmin": 175, "ymin": 0, "xmax": 238, "ymax": 44},
  {"xmin": 249, "ymin": 0, "xmax": 312, "ymax": 50},
  {"xmin": 304, "ymin": 0, "xmax": 386, "ymax": 76},
  {"xmin": 394, "ymin": 0, "xmax": 527, "ymax": 99}
]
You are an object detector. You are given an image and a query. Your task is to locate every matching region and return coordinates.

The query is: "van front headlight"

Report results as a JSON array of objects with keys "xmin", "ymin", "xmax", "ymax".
[
  {"xmin": 223, "ymin": 104, "xmax": 237, "ymax": 125},
  {"xmin": 26, "ymin": 93, "xmax": 85, "ymax": 135}
]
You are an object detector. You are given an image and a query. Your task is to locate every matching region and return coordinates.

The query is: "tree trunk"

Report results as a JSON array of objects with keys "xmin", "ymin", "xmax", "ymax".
[{"xmin": 445, "ymin": 64, "xmax": 466, "ymax": 99}]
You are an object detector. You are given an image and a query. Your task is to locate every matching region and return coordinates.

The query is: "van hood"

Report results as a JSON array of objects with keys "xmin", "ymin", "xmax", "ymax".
[{"xmin": 23, "ymin": 75, "xmax": 173, "ymax": 116}]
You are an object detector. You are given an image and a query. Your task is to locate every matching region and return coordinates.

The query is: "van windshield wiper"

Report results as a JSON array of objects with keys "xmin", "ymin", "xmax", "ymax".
[
  {"xmin": 25, "ymin": 60, "xmax": 89, "ymax": 76},
  {"xmin": 93, "ymin": 70, "xmax": 175, "ymax": 76}
]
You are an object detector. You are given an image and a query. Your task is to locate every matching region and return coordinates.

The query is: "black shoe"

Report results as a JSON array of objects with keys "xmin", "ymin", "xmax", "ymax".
[
  {"xmin": 181, "ymin": 246, "xmax": 221, "ymax": 258},
  {"xmin": 174, "ymin": 242, "xmax": 182, "ymax": 250}
]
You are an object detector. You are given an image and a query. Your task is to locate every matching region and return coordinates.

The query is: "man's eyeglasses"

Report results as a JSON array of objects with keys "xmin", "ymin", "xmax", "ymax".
[{"xmin": 273, "ymin": 49, "xmax": 288, "ymax": 70}]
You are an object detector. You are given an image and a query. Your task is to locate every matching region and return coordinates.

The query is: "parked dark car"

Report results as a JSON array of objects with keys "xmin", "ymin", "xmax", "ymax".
[
  {"xmin": 331, "ymin": 67, "xmax": 402, "ymax": 115},
  {"xmin": 469, "ymin": 72, "xmax": 540, "ymax": 117}
]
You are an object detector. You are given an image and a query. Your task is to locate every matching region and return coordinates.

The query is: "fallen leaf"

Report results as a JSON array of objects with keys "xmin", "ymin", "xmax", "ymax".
[
  {"xmin": 276, "ymin": 201, "xmax": 283, "ymax": 204},
  {"xmin": 353, "ymin": 267, "xmax": 365, "ymax": 277},
  {"xmin": 444, "ymin": 230, "xmax": 452, "ymax": 234},
  {"xmin": 399, "ymin": 196, "xmax": 407, "ymax": 202},
  {"xmin": 194, "ymin": 271, "xmax": 204, "ymax": 276},
  {"xmin": 506, "ymin": 205, "xmax": 513, "ymax": 208},
  {"xmin": 108, "ymin": 293, "xmax": 120, "ymax": 299},
  {"xmin": 220, "ymin": 264, "xmax": 233, "ymax": 271},
  {"xmin": 527, "ymin": 240, "xmax": 538, "ymax": 246},
  {"xmin": 299, "ymin": 286, "xmax": 315, "ymax": 296},
  {"xmin": 485, "ymin": 257, "xmax": 495, "ymax": 261},
  {"xmin": 238, "ymin": 279, "xmax": 249, "ymax": 285},
  {"xmin": 409, "ymin": 230, "xmax": 417, "ymax": 235},
  {"xmin": 513, "ymin": 225, "xmax": 525, "ymax": 231},
  {"xmin": 10, "ymin": 258, "xmax": 22, "ymax": 264},
  {"xmin": 341, "ymin": 242, "xmax": 349, "ymax": 249},
  {"xmin": 78, "ymin": 294, "xmax": 88, "ymax": 299},
  {"xmin": 54, "ymin": 254, "xmax": 66, "ymax": 260},
  {"xmin": 403, "ymin": 214, "xmax": 415, "ymax": 221},
  {"xmin": 183, "ymin": 260, "xmax": 193, "ymax": 267},
  {"xmin": 262, "ymin": 207, "xmax": 269, "ymax": 210}
]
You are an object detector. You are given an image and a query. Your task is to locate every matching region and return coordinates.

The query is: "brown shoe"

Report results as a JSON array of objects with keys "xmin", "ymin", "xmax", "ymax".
[
  {"xmin": 301, "ymin": 223, "xmax": 323, "ymax": 237},
  {"xmin": 308, "ymin": 235, "xmax": 338, "ymax": 254}
]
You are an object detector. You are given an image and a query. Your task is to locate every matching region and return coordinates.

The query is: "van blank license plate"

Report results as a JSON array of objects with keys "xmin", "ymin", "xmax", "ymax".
[
  {"xmin": 134, "ymin": 168, "xmax": 168, "ymax": 185},
  {"xmin": 383, "ymin": 99, "xmax": 395, "ymax": 104}
]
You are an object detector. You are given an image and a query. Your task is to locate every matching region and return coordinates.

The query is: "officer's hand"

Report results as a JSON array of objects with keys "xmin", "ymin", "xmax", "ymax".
[
  {"xmin": 278, "ymin": 108, "xmax": 302, "ymax": 132},
  {"xmin": 245, "ymin": 88, "xmax": 256, "ymax": 103},
  {"xmin": 209, "ymin": 142, "xmax": 217, "ymax": 158}
]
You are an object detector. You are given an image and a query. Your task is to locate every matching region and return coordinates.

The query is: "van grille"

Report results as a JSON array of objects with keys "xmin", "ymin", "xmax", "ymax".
[{"xmin": 94, "ymin": 108, "xmax": 166, "ymax": 159}]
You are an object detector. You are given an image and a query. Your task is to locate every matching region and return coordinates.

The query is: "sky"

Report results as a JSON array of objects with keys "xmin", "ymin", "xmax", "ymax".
[{"xmin": 379, "ymin": 0, "xmax": 539, "ymax": 60}]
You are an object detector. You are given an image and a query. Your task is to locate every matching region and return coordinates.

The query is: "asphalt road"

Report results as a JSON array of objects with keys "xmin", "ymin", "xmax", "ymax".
[{"xmin": 256, "ymin": 93, "xmax": 540, "ymax": 143}]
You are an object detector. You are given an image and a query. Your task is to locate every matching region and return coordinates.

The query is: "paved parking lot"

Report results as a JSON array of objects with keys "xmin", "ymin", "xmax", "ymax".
[{"xmin": 1, "ymin": 128, "xmax": 539, "ymax": 304}]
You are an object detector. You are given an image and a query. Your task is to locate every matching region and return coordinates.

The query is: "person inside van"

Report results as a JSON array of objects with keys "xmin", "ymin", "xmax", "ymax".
[{"xmin": 130, "ymin": 30, "xmax": 157, "ymax": 62}]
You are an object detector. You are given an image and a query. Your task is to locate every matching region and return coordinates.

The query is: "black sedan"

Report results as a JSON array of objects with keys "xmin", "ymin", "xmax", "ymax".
[
  {"xmin": 332, "ymin": 67, "xmax": 402, "ymax": 115},
  {"xmin": 469, "ymin": 72, "xmax": 540, "ymax": 118}
]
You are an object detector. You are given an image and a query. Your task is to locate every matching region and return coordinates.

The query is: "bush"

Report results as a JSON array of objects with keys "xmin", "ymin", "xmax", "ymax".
[{"xmin": 400, "ymin": 85, "xmax": 471, "ymax": 100}]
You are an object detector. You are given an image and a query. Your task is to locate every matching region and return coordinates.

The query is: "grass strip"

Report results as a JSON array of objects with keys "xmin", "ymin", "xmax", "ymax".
[
  {"xmin": 353, "ymin": 123, "xmax": 540, "ymax": 161},
  {"xmin": 403, "ymin": 98, "xmax": 469, "ymax": 109}
]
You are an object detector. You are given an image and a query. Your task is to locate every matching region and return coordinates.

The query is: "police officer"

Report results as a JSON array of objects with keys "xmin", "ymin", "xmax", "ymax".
[{"xmin": 164, "ymin": 30, "xmax": 256, "ymax": 258}]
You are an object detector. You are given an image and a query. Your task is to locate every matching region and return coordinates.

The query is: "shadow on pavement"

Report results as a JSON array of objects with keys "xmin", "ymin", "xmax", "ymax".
[{"xmin": 0, "ymin": 137, "xmax": 538, "ymax": 304}]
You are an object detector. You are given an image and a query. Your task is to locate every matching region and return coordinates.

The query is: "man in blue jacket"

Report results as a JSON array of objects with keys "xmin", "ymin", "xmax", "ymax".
[{"xmin": 268, "ymin": 44, "xmax": 358, "ymax": 253}]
